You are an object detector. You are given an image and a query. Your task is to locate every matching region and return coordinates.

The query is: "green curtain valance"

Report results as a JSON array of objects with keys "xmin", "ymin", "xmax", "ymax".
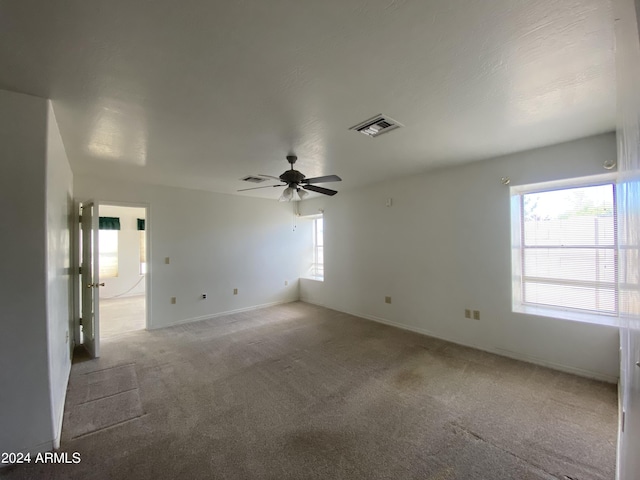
[
  {"xmin": 99, "ymin": 217, "xmax": 121, "ymax": 230},
  {"xmin": 137, "ymin": 218, "xmax": 146, "ymax": 231}
]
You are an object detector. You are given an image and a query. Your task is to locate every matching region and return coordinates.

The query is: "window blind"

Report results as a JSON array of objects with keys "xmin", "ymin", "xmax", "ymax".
[
  {"xmin": 519, "ymin": 183, "xmax": 617, "ymax": 315},
  {"xmin": 99, "ymin": 230, "xmax": 119, "ymax": 278}
]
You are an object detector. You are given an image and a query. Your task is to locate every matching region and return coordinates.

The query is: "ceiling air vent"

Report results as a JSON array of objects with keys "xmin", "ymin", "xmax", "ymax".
[
  {"xmin": 349, "ymin": 114, "xmax": 403, "ymax": 138},
  {"xmin": 241, "ymin": 175, "xmax": 267, "ymax": 183}
]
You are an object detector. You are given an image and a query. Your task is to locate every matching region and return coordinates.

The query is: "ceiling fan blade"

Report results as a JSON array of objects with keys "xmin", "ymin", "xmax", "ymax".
[
  {"xmin": 302, "ymin": 184, "xmax": 338, "ymax": 196},
  {"xmin": 237, "ymin": 184, "xmax": 285, "ymax": 192},
  {"xmin": 257, "ymin": 174, "xmax": 282, "ymax": 181},
  {"xmin": 303, "ymin": 175, "xmax": 342, "ymax": 184}
]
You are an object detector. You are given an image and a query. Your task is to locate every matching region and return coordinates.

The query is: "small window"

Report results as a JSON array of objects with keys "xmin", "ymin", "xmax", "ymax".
[
  {"xmin": 311, "ymin": 216, "xmax": 324, "ymax": 280},
  {"xmin": 99, "ymin": 230, "xmax": 119, "ymax": 278},
  {"xmin": 511, "ymin": 179, "xmax": 617, "ymax": 319}
]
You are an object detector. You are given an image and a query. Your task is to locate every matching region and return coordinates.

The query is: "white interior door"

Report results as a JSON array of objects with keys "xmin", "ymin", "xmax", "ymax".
[
  {"xmin": 81, "ymin": 201, "xmax": 101, "ymax": 358},
  {"xmin": 621, "ymin": 322, "xmax": 640, "ymax": 478},
  {"xmin": 614, "ymin": 0, "xmax": 640, "ymax": 475}
]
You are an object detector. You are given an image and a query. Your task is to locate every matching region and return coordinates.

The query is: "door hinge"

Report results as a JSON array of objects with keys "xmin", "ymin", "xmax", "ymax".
[
  {"xmin": 79, "ymin": 318, "xmax": 83, "ymax": 326},
  {"xmin": 79, "ymin": 215, "xmax": 82, "ymax": 223},
  {"xmin": 78, "ymin": 266, "xmax": 82, "ymax": 275},
  {"xmin": 622, "ymin": 410, "xmax": 625, "ymax": 433}
]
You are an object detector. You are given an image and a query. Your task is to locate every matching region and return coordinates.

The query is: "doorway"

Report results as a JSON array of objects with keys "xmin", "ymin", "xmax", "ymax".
[
  {"xmin": 97, "ymin": 204, "xmax": 148, "ymax": 339},
  {"xmin": 78, "ymin": 201, "xmax": 150, "ymax": 357}
]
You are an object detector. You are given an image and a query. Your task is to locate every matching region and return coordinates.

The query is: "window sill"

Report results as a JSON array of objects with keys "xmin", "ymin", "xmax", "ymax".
[
  {"xmin": 301, "ymin": 276, "xmax": 324, "ymax": 283},
  {"xmin": 513, "ymin": 304, "xmax": 620, "ymax": 328}
]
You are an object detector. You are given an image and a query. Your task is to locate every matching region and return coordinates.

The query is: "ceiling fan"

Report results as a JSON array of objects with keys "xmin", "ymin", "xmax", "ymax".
[{"xmin": 238, "ymin": 155, "xmax": 342, "ymax": 201}]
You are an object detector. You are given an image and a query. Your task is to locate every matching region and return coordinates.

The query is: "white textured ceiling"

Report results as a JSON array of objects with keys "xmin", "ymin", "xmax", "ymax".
[{"xmin": 0, "ymin": 0, "xmax": 615, "ymax": 199}]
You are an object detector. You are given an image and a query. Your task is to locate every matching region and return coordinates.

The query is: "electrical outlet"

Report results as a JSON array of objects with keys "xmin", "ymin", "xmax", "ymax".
[
  {"xmin": 473, "ymin": 310, "xmax": 480, "ymax": 320},
  {"xmin": 465, "ymin": 309, "xmax": 471, "ymax": 319},
  {"xmin": 284, "ymin": 280, "xmax": 288, "ymax": 286},
  {"xmin": 385, "ymin": 296, "xmax": 392, "ymax": 304},
  {"xmin": 202, "ymin": 294, "xmax": 207, "ymax": 299},
  {"xmin": 171, "ymin": 297, "xmax": 177, "ymax": 304},
  {"xmin": 233, "ymin": 288, "xmax": 238, "ymax": 295},
  {"xmin": 165, "ymin": 257, "xmax": 171, "ymax": 264}
]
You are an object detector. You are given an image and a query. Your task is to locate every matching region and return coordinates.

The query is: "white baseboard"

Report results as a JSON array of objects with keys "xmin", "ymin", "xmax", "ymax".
[
  {"xmin": 149, "ymin": 298, "xmax": 298, "ymax": 330},
  {"xmin": 490, "ymin": 347, "xmax": 618, "ymax": 384},
  {"xmin": 301, "ymin": 299, "xmax": 619, "ymax": 384}
]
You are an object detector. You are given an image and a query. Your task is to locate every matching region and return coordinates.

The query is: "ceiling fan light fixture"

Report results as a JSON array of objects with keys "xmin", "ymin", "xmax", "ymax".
[
  {"xmin": 297, "ymin": 188, "xmax": 309, "ymax": 200},
  {"xmin": 280, "ymin": 186, "xmax": 295, "ymax": 202}
]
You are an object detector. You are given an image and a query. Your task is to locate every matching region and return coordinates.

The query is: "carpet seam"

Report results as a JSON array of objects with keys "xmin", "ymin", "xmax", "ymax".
[
  {"xmin": 70, "ymin": 413, "xmax": 149, "ymax": 440},
  {"xmin": 78, "ymin": 387, "xmax": 140, "ymax": 406},
  {"xmin": 82, "ymin": 362, "xmax": 136, "ymax": 376},
  {"xmin": 451, "ymin": 422, "xmax": 563, "ymax": 480}
]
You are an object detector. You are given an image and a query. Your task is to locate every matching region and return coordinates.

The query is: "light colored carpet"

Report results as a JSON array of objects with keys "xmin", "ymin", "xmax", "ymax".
[
  {"xmin": 1, "ymin": 302, "xmax": 617, "ymax": 480},
  {"xmin": 66, "ymin": 389, "xmax": 144, "ymax": 439},
  {"xmin": 99, "ymin": 295, "xmax": 146, "ymax": 338},
  {"xmin": 63, "ymin": 363, "xmax": 144, "ymax": 439}
]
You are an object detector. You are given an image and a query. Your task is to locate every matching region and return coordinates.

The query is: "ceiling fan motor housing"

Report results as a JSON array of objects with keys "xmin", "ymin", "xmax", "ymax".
[{"xmin": 280, "ymin": 170, "xmax": 306, "ymax": 186}]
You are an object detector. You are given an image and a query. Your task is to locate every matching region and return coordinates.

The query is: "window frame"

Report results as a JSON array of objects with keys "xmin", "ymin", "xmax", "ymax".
[
  {"xmin": 311, "ymin": 215, "xmax": 324, "ymax": 281},
  {"xmin": 510, "ymin": 173, "xmax": 619, "ymax": 325},
  {"xmin": 302, "ymin": 214, "xmax": 324, "ymax": 281}
]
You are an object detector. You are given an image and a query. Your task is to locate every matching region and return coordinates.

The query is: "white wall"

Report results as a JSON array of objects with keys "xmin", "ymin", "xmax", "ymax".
[
  {"xmin": 299, "ymin": 133, "xmax": 620, "ymax": 382},
  {"xmin": 74, "ymin": 177, "xmax": 305, "ymax": 329},
  {"xmin": 45, "ymin": 102, "xmax": 74, "ymax": 448},
  {"xmin": 0, "ymin": 89, "xmax": 71, "ymax": 455},
  {"xmin": 98, "ymin": 205, "xmax": 146, "ymax": 299}
]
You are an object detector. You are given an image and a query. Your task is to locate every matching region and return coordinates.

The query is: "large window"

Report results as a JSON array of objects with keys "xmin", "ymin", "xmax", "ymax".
[
  {"xmin": 511, "ymin": 179, "xmax": 617, "ymax": 318},
  {"xmin": 99, "ymin": 230, "xmax": 119, "ymax": 278},
  {"xmin": 311, "ymin": 216, "xmax": 324, "ymax": 280}
]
